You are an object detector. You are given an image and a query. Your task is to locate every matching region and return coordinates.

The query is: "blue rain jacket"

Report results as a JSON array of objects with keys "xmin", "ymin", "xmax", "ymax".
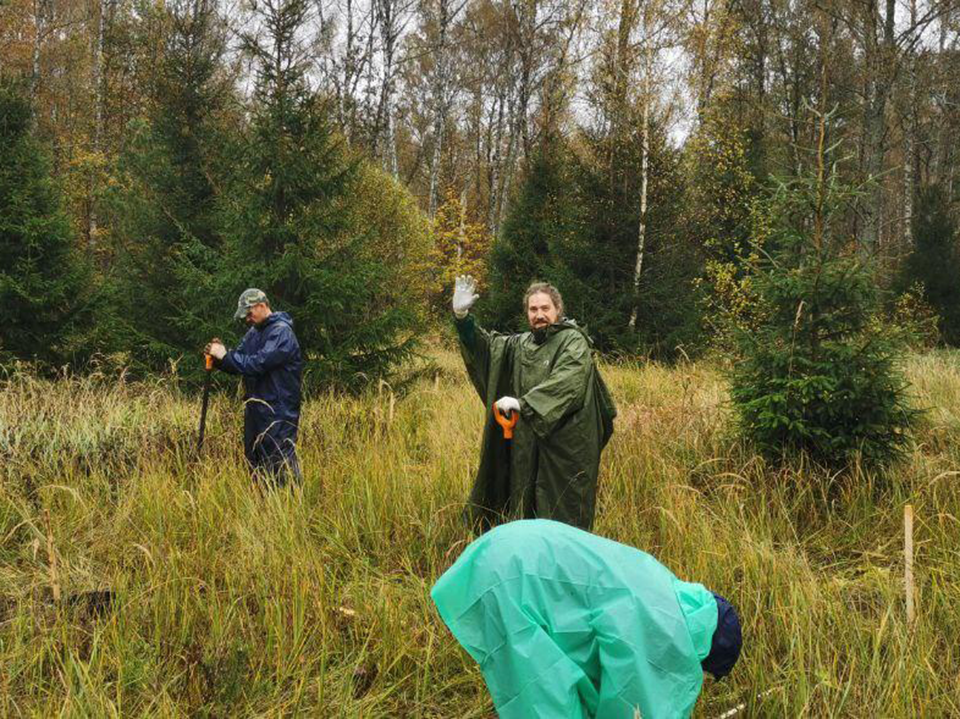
[
  {"xmin": 219, "ymin": 312, "xmax": 303, "ymax": 474},
  {"xmin": 432, "ymin": 520, "xmax": 718, "ymax": 719}
]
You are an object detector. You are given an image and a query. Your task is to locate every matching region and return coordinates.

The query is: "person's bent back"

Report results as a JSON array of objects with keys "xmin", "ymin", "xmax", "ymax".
[{"xmin": 431, "ymin": 520, "xmax": 742, "ymax": 718}]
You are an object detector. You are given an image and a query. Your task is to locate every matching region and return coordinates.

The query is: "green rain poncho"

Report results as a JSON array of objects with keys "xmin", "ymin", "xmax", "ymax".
[
  {"xmin": 431, "ymin": 520, "xmax": 719, "ymax": 719},
  {"xmin": 456, "ymin": 315, "xmax": 616, "ymax": 530}
]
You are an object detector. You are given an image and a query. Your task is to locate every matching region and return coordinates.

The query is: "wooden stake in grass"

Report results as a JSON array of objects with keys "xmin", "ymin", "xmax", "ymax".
[
  {"xmin": 904, "ymin": 504, "xmax": 914, "ymax": 625},
  {"xmin": 43, "ymin": 509, "xmax": 61, "ymax": 603}
]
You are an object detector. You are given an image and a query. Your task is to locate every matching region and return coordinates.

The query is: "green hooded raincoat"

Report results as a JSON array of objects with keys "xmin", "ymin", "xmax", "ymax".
[
  {"xmin": 456, "ymin": 315, "xmax": 616, "ymax": 531},
  {"xmin": 431, "ymin": 519, "xmax": 719, "ymax": 719}
]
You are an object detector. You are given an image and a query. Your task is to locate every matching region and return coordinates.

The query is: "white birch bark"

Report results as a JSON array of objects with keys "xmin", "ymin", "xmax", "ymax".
[
  {"xmin": 86, "ymin": 0, "xmax": 110, "ymax": 251},
  {"xmin": 495, "ymin": 0, "xmax": 538, "ymax": 233},
  {"xmin": 32, "ymin": 0, "xmax": 43, "ymax": 101},
  {"xmin": 374, "ymin": 0, "xmax": 413, "ymax": 177},
  {"xmin": 93, "ymin": 0, "xmax": 105, "ymax": 153},
  {"xmin": 374, "ymin": 0, "xmax": 396, "ymax": 175},
  {"xmin": 487, "ymin": 85, "xmax": 509, "ymax": 232},
  {"xmin": 628, "ymin": 22, "xmax": 652, "ymax": 330},
  {"xmin": 457, "ymin": 185, "xmax": 467, "ymax": 262},
  {"xmin": 902, "ymin": 0, "xmax": 918, "ymax": 250},
  {"xmin": 337, "ymin": 0, "xmax": 359, "ymax": 133},
  {"xmin": 427, "ymin": 0, "xmax": 466, "ymax": 217}
]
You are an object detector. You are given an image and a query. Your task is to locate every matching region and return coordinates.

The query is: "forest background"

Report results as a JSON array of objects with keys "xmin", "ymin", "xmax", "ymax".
[{"xmin": 4, "ymin": 0, "xmax": 960, "ymax": 382}]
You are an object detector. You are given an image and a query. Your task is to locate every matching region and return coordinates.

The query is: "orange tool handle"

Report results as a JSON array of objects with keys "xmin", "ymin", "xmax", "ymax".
[
  {"xmin": 204, "ymin": 353, "xmax": 214, "ymax": 371},
  {"xmin": 494, "ymin": 404, "xmax": 518, "ymax": 439}
]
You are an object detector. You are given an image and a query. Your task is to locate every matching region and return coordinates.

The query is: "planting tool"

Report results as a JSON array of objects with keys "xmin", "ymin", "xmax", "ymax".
[
  {"xmin": 494, "ymin": 403, "xmax": 518, "ymax": 440},
  {"xmin": 494, "ymin": 403, "xmax": 519, "ymax": 510},
  {"xmin": 197, "ymin": 350, "xmax": 214, "ymax": 454}
]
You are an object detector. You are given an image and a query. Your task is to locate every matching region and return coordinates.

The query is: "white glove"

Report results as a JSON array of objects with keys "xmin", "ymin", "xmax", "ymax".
[
  {"xmin": 205, "ymin": 340, "xmax": 226, "ymax": 360},
  {"xmin": 495, "ymin": 396, "xmax": 520, "ymax": 416},
  {"xmin": 452, "ymin": 275, "xmax": 479, "ymax": 318}
]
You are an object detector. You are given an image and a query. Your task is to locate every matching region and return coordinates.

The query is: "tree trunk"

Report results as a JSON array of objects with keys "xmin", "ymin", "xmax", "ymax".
[
  {"xmin": 902, "ymin": 0, "xmax": 918, "ymax": 250},
  {"xmin": 628, "ymin": 32, "xmax": 651, "ymax": 330},
  {"xmin": 859, "ymin": 0, "xmax": 894, "ymax": 254},
  {"xmin": 457, "ymin": 185, "xmax": 467, "ymax": 262},
  {"xmin": 487, "ymin": 84, "xmax": 508, "ymax": 233},
  {"xmin": 614, "ymin": 0, "xmax": 636, "ymax": 138},
  {"xmin": 428, "ymin": 106, "xmax": 445, "ymax": 217},
  {"xmin": 86, "ymin": 0, "xmax": 109, "ymax": 252},
  {"xmin": 32, "ymin": 0, "xmax": 43, "ymax": 102},
  {"xmin": 93, "ymin": 0, "xmax": 105, "ymax": 153},
  {"xmin": 383, "ymin": 99, "xmax": 398, "ymax": 176},
  {"xmin": 339, "ymin": 0, "xmax": 356, "ymax": 134},
  {"xmin": 496, "ymin": 0, "xmax": 536, "ymax": 231},
  {"xmin": 428, "ymin": 0, "xmax": 462, "ymax": 217},
  {"xmin": 497, "ymin": 121, "xmax": 518, "ymax": 232},
  {"xmin": 376, "ymin": 0, "xmax": 401, "ymax": 177}
]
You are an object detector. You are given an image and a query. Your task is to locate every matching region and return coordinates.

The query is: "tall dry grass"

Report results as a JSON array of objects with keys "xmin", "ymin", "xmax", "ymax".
[{"xmin": 2, "ymin": 348, "xmax": 959, "ymax": 717}]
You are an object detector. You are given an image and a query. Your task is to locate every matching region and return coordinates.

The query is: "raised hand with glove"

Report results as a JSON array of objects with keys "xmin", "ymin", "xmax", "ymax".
[{"xmin": 452, "ymin": 275, "xmax": 479, "ymax": 318}]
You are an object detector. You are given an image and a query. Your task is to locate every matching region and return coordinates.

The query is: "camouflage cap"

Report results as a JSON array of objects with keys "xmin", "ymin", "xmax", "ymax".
[{"xmin": 234, "ymin": 288, "xmax": 268, "ymax": 320}]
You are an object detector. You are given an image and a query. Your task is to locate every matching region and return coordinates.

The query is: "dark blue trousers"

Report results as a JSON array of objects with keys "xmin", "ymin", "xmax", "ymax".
[{"xmin": 244, "ymin": 412, "xmax": 302, "ymax": 488}]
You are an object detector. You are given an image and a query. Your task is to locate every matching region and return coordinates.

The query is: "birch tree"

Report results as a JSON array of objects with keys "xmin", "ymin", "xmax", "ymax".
[
  {"xmin": 424, "ymin": 0, "xmax": 467, "ymax": 216},
  {"xmin": 896, "ymin": 0, "xmax": 937, "ymax": 250},
  {"xmin": 627, "ymin": 25, "xmax": 652, "ymax": 330},
  {"xmin": 318, "ymin": 0, "xmax": 378, "ymax": 143},
  {"xmin": 373, "ymin": 0, "xmax": 416, "ymax": 176},
  {"xmin": 848, "ymin": 0, "xmax": 956, "ymax": 251},
  {"xmin": 489, "ymin": 0, "xmax": 583, "ymax": 233}
]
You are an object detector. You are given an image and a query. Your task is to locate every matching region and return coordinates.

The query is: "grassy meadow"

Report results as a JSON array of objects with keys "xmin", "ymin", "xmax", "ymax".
[{"xmin": 2, "ymin": 346, "xmax": 960, "ymax": 717}]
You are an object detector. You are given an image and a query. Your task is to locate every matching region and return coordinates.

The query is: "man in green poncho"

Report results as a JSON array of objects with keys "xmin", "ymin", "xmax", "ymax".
[
  {"xmin": 452, "ymin": 275, "xmax": 616, "ymax": 531},
  {"xmin": 431, "ymin": 520, "xmax": 743, "ymax": 719}
]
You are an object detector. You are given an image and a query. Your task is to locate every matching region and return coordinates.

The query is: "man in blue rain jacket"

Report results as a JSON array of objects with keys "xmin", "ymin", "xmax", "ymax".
[{"xmin": 206, "ymin": 288, "xmax": 303, "ymax": 486}]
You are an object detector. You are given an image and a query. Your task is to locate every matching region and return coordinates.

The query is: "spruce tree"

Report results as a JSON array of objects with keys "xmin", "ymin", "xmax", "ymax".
[
  {"xmin": 573, "ymin": 125, "xmax": 698, "ymax": 356},
  {"xmin": 222, "ymin": 0, "xmax": 421, "ymax": 389},
  {"xmin": 105, "ymin": 0, "xmax": 232, "ymax": 371},
  {"xmin": 484, "ymin": 134, "xmax": 582, "ymax": 331},
  {"xmin": 0, "ymin": 81, "xmax": 89, "ymax": 366},
  {"xmin": 730, "ymin": 133, "xmax": 918, "ymax": 471}
]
